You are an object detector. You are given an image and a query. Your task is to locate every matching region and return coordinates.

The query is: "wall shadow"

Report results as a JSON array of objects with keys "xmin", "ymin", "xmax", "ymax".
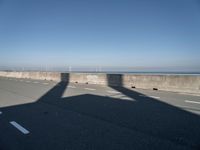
[
  {"xmin": 105, "ymin": 74, "xmax": 200, "ymax": 149},
  {"xmin": 0, "ymin": 73, "xmax": 200, "ymax": 150},
  {"xmin": 37, "ymin": 73, "xmax": 69, "ymax": 104}
]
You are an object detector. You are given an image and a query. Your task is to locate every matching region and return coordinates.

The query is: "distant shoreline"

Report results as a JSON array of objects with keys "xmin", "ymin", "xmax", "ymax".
[
  {"xmin": 1, "ymin": 70, "xmax": 200, "ymax": 75},
  {"xmin": 66, "ymin": 71, "xmax": 200, "ymax": 75}
]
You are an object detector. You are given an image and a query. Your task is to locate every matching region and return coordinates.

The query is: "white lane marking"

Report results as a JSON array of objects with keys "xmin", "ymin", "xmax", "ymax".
[
  {"xmin": 150, "ymin": 96, "xmax": 160, "ymax": 99},
  {"xmin": 107, "ymin": 90, "xmax": 120, "ymax": 94},
  {"xmin": 84, "ymin": 88, "xmax": 96, "ymax": 91},
  {"xmin": 179, "ymin": 92, "xmax": 200, "ymax": 97},
  {"xmin": 26, "ymin": 81, "xmax": 30, "ymax": 83},
  {"xmin": 139, "ymin": 95, "xmax": 146, "ymax": 97},
  {"xmin": 43, "ymin": 82, "xmax": 49, "ymax": 85},
  {"xmin": 121, "ymin": 97, "xmax": 134, "ymax": 101},
  {"xmin": 33, "ymin": 81, "xmax": 39, "ymax": 83},
  {"xmin": 10, "ymin": 121, "xmax": 30, "ymax": 134},
  {"xmin": 185, "ymin": 100, "xmax": 200, "ymax": 105},
  {"xmin": 139, "ymin": 95, "xmax": 160, "ymax": 99},
  {"xmin": 0, "ymin": 111, "xmax": 2, "ymax": 115},
  {"xmin": 179, "ymin": 92, "xmax": 187, "ymax": 95},
  {"xmin": 68, "ymin": 86, "xmax": 76, "ymax": 88}
]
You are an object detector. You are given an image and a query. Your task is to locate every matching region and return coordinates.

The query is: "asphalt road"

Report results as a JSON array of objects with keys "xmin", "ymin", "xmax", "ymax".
[{"xmin": 0, "ymin": 77, "xmax": 200, "ymax": 150}]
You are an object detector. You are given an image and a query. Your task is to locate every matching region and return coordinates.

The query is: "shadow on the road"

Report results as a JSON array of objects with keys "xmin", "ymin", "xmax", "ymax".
[
  {"xmin": 0, "ymin": 73, "xmax": 200, "ymax": 150},
  {"xmin": 37, "ymin": 73, "xmax": 69, "ymax": 103}
]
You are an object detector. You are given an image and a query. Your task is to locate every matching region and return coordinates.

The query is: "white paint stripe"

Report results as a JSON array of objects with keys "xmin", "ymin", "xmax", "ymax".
[
  {"xmin": 179, "ymin": 93, "xmax": 187, "ymax": 95},
  {"xmin": 185, "ymin": 100, "xmax": 200, "ymax": 104},
  {"xmin": 33, "ymin": 81, "xmax": 38, "ymax": 83},
  {"xmin": 150, "ymin": 96, "xmax": 160, "ymax": 99},
  {"xmin": 43, "ymin": 83, "xmax": 49, "ymax": 85},
  {"xmin": 139, "ymin": 95, "xmax": 147, "ymax": 97},
  {"xmin": 0, "ymin": 111, "xmax": 2, "ymax": 115},
  {"xmin": 68, "ymin": 86, "xmax": 76, "ymax": 88},
  {"xmin": 110, "ymin": 94, "xmax": 123, "ymax": 98},
  {"xmin": 179, "ymin": 93, "xmax": 200, "ymax": 97},
  {"xmin": 10, "ymin": 121, "xmax": 30, "ymax": 134},
  {"xmin": 107, "ymin": 90, "xmax": 120, "ymax": 94},
  {"xmin": 84, "ymin": 88, "xmax": 96, "ymax": 91},
  {"xmin": 139, "ymin": 95, "xmax": 160, "ymax": 99}
]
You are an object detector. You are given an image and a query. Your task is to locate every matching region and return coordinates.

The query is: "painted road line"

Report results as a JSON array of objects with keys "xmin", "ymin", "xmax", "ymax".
[
  {"xmin": 110, "ymin": 94, "xmax": 123, "ymax": 98},
  {"xmin": 10, "ymin": 121, "xmax": 30, "ymax": 134},
  {"xmin": 150, "ymin": 96, "xmax": 160, "ymax": 99},
  {"xmin": 68, "ymin": 86, "xmax": 76, "ymax": 88},
  {"xmin": 43, "ymin": 82, "xmax": 49, "ymax": 85},
  {"xmin": 179, "ymin": 92, "xmax": 200, "ymax": 97},
  {"xmin": 84, "ymin": 88, "xmax": 96, "ymax": 91},
  {"xmin": 139, "ymin": 95, "xmax": 146, "ymax": 97},
  {"xmin": 107, "ymin": 90, "xmax": 120, "ymax": 94},
  {"xmin": 185, "ymin": 100, "xmax": 200, "ymax": 105},
  {"xmin": 33, "ymin": 81, "xmax": 39, "ymax": 83},
  {"xmin": 139, "ymin": 95, "xmax": 160, "ymax": 99},
  {"xmin": 0, "ymin": 111, "xmax": 2, "ymax": 115}
]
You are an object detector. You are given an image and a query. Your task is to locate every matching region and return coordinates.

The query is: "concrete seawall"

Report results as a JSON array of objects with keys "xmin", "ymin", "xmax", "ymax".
[{"xmin": 0, "ymin": 71, "xmax": 199, "ymax": 94}]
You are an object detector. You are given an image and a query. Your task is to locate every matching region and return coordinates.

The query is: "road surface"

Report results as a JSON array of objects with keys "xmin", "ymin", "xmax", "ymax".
[{"xmin": 0, "ymin": 77, "xmax": 200, "ymax": 150}]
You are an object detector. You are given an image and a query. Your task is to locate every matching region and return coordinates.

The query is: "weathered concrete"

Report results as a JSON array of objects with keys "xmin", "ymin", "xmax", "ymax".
[
  {"xmin": 123, "ymin": 74, "xmax": 200, "ymax": 94},
  {"xmin": 0, "ymin": 71, "xmax": 199, "ymax": 94}
]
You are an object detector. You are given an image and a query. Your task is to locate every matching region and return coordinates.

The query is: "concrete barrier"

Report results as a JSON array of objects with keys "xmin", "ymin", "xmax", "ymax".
[
  {"xmin": 0, "ymin": 71, "xmax": 199, "ymax": 94},
  {"xmin": 123, "ymin": 74, "xmax": 200, "ymax": 94}
]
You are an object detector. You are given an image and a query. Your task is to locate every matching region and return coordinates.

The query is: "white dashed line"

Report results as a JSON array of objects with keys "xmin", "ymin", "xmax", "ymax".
[
  {"xmin": 0, "ymin": 111, "xmax": 2, "ymax": 115},
  {"xmin": 139, "ymin": 95, "xmax": 146, "ymax": 97},
  {"xmin": 84, "ymin": 88, "xmax": 96, "ymax": 91},
  {"xmin": 43, "ymin": 83, "xmax": 49, "ymax": 85},
  {"xmin": 68, "ymin": 86, "xmax": 76, "ymax": 88},
  {"xmin": 179, "ymin": 92, "xmax": 200, "ymax": 97},
  {"xmin": 185, "ymin": 100, "xmax": 200, "ymax": 105},
  {"xmin": 150, "ymin": 96, "xmax": 160, "ymax": 99},
  {"xmin": 139, "ymin": 95, "xmax": 160, "ymax": 99},
  {"xmin": 121, "ymin": 97, "xmax": 134, "ymax": 101},
  {"xmin": 10, "ymin": 121, "xmax": 30, "ymax": 134},
  {"xmin": 33, "ymin": 81, "xmax": 39, "ymax": 83},
  {"xmin": 107, "ymin": 90, "xmax": 120, "ymax": 94}
]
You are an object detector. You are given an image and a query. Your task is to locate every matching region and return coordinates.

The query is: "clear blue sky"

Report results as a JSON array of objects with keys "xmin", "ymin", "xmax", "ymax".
[{"xmin": 0, "ymin": 0, "xmax": 200, "ymax": 71}]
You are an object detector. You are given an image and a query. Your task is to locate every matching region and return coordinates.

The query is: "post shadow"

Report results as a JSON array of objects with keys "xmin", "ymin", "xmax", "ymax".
[
  {"xmin": 105, "ymin": 74, "xmax": 200, "ymax": 149},
  {"xmin": 37, "ymin": 73, "xmax": 69, "ymax": 104}
]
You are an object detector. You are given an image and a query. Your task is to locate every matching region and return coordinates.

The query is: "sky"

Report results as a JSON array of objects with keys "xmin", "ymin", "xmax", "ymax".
[{"xmin": 0, "ymin": 0, "xmax": 200, "ymax": 72}]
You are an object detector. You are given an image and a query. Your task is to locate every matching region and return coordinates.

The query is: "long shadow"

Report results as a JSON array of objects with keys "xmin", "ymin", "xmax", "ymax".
[
  {"xmin": 105, "ymin": 74, "xmax": 200, "ymax": 148},
  {"xmin": 0, "ymin": 73, "xmax": 200, "ymax": 150},
  {"xmin": 37, "ymin": 73, "xmax": 69, "ymax": 103}
]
